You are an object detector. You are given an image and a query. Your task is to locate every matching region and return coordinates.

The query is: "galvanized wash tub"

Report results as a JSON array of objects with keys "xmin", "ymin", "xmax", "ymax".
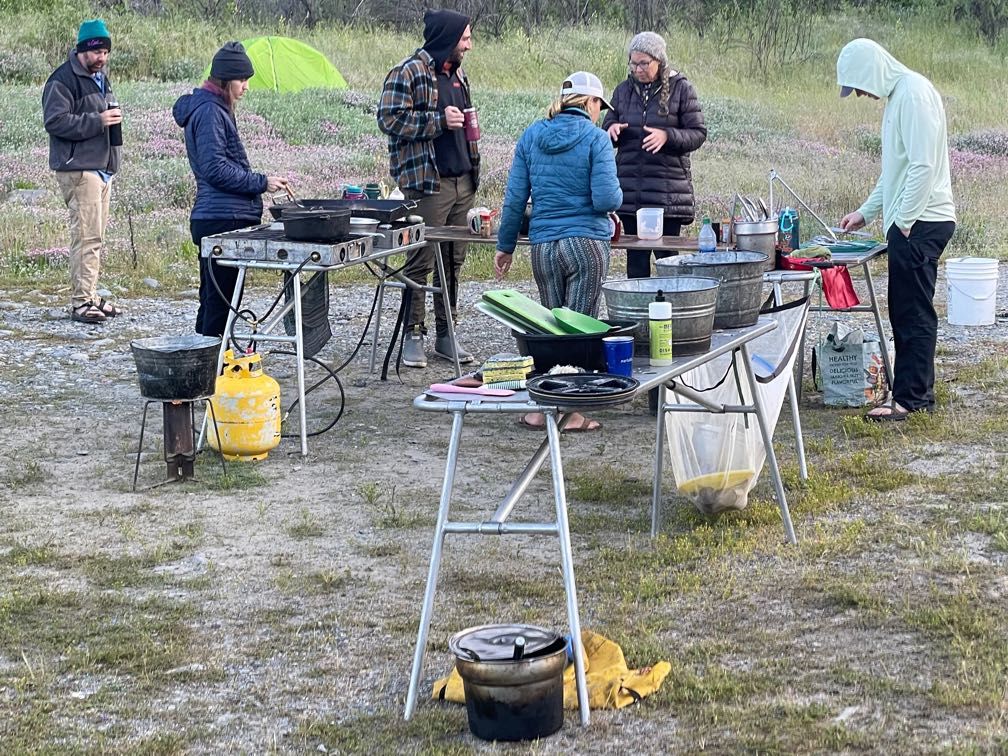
[
  {"xmin": 602, "ymin": 277, "xmax": 720, "ymax": 356},
  {"xmin": 655, "ymin": 250, "xmax": 769, "ymax": 329}
]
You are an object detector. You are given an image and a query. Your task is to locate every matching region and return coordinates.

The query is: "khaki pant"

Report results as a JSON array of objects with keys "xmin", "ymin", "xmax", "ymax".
[
  {"xmin": 403, "ymin": 173, "xmax": 476, "ymax": 333},
  {"xmin": 55, "ymin": 171, "xmax": 111, "ymax": 308}
]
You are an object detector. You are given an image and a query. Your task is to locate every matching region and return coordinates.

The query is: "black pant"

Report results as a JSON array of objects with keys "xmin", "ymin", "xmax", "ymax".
[
  {"xmin": 618, "ymin": 212, "xmax": 682, "ymax": 278},
  {"xmin": 886, "ymin": 219, "xmax": 956, "ymax": 411},
  {"xmin": 191, "ymin": 218, "xmax": 257, "ymax": 338}
]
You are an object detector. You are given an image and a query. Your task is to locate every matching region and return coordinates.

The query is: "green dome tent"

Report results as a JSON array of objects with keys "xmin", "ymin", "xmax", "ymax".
[{"xmin": 202, "ymin": 36, "xmax": 347, "ymax": 92}]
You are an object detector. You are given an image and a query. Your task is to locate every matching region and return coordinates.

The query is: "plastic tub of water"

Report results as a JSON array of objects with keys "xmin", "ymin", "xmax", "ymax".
[
  {"xmin": 946, "ymin": 257, "xmax": 998, "ymax": 326},
  {"xmin": 636, "ymin": 208, "xmax": 664, "ymax": 240}
]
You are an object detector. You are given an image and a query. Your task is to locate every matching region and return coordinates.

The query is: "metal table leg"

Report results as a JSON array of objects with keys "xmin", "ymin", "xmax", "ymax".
[
  {"xmin": 432, "ymin": 242, "xmax": 462, "ymax": 378},
  {"xmin": 544, "ymin": 410, "xmax": 590, "ymax": 726},
  {"xmin": 741, "ymin": 341, "xmax": 797, "ymax": 544},
  {"xmin": 651, "ymin": 382, "xmax": 669, "ymax": 537},
  {"xmin": 862, "ymin": 262, "xmax": 894, "ymax": 391},
  {"xmin": 291, "ymin": 270, "xmax": 308, "ymax": 456},
  {"xmin": 405, "ymin": 409, "xmax": 465, "ymax": 720},
  {"xmin": 368, "ymin": 279, "xmax": 387, "ymax": 373}
]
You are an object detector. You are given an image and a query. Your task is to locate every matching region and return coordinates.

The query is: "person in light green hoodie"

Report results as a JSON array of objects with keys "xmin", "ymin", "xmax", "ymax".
[{"xmin": 836, "ymin": 38, "xmax": 956, "ymax": 422}]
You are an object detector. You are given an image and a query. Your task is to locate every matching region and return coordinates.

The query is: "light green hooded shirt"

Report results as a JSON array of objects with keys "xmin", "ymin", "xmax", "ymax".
[{"xmin": 836, "ymin": 39, "xmax": 956, "ymax": 232}]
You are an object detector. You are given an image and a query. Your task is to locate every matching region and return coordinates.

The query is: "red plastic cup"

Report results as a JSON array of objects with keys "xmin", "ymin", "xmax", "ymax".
[{"xmin": 463, "ymin": 107, "xmax": 480, "ymax": 141}]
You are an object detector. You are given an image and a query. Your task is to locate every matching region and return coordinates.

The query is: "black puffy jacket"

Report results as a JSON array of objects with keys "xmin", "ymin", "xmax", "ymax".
[{"xmin": 602, "ymin": 73, "xmax": 707, "ymax": 223}]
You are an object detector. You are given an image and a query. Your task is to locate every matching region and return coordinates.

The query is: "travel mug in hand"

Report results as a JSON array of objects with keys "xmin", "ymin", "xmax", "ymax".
[
  {"xmin": 463, "ymin": 107, "xmax": 480, "ymax": 141},
  {"xmin": 106, "ymin": 96, "xmax": 122, "ymax": 147}
]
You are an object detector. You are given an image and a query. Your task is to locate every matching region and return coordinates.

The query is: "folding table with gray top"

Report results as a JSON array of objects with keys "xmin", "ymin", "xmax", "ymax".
[{"xmin": 404, "ymin": 318, "xmax": 804, "ymax": 728}]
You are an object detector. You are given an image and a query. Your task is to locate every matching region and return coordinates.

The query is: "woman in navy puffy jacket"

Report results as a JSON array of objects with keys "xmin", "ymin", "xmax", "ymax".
[
  {"xmin": 172, "ymin": 41, "xmax": 288, "ymax": 338},
  {"xmin": 495, "ymin": 71, "xmax": 622, "ymax": 431}
]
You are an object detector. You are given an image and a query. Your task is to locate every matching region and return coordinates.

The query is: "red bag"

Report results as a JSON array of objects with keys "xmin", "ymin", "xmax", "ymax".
[{"xmin": 779, "ymin": 256, "xmax": 860, "ymax": 309}]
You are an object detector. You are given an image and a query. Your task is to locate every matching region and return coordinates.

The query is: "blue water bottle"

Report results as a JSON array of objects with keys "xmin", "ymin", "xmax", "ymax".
[{"xmin": 779, "ymin": 208, "xmax": 799, "ymax": 252}]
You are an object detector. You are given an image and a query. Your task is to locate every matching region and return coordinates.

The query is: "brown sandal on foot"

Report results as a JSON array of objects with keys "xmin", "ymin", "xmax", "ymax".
[
  {"xmin": 94, "ymin": 297, "xmax": 121, "ymax": 317},
  {"xmin": 71, "ymin": 303, "xmax": 106, "ymax": 324}
]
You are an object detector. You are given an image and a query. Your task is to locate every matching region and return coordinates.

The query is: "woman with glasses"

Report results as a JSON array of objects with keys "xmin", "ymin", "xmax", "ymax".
[
  {"xmin": 602, "ymin": 31, "xmax": 707, "ymax": 278},
  {"xmin": 494, "ymin": 71, "xmax": 622, "ymax": 432}
]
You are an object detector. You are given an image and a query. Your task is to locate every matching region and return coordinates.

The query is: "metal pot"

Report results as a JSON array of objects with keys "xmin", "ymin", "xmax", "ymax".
[
  {"xmin": 349, "ymin": 216, "xmax": 380, "ymax": 234},
  {"xmin": 450, "ymin": 624, "xmax": 567, "ymax": 742},
  {"xmin": 732, "ymin": 218, "xmax": 778, "ymax": 270},
  {"xmin": 131, "ymin": 335, "xmax": 221, "ymax": 401},
  {"xmin": 282, "ymin": 208, "xmax": 351, "ymax": 242}
]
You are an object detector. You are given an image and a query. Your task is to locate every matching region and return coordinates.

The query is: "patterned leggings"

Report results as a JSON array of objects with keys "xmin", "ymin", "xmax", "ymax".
[{"xmin": 530, "ymin": 236, "xmax": 611, "ymax": 316}]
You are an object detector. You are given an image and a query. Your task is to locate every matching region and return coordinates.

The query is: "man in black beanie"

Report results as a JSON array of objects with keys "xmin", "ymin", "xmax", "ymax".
[
  {"xmin": 42, "ymin": 18, "xmax": 123, "ymax": 324},
  {"xmin": 378, "ymin": 10, "xmax": 480, "ymax": 369}
]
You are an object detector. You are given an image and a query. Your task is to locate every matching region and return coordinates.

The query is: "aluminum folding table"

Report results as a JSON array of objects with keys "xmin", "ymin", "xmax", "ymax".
[{"xmin": 404, "ymin": 318, "xmax": 800, "ymax": 728}]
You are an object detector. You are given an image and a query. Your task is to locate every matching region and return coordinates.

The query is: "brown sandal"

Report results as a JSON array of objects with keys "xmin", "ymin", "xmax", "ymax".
[
  {"xmin": 71, "ymin": 303, "xmax": 106, "ymax": 324},
  {"xmin": 94, "ymin": 298, "xmax": 121, "ymax": 317}
]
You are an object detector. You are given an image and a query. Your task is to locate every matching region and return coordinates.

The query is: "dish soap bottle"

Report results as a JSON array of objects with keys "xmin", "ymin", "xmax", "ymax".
[
  {"xmin": 649, "ymin": 290, "xmax": 674, "ymax": 366},
  {"xmin": 698, "ymin": 215, "xmax": 717, "ymax": 253}
]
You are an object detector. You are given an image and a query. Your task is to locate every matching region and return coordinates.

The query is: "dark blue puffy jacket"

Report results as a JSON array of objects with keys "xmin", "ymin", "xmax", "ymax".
[
  {"xmin": 172, "ymin": 87, "xmax": 266, "ymax": 221},
  {"xmin": 496, "ymin": 109, "xmax": 622, "ymax": 253}
]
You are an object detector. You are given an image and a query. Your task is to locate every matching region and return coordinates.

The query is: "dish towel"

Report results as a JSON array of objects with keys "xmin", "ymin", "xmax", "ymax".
[{"xmin": 432, "ymin": 629, "xmax": 672, "ymax": 709}]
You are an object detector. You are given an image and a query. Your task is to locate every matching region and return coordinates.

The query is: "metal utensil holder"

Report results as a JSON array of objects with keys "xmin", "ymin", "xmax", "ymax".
[{"xmin": 767, "ymin": 168, "xmax": 838, "ymax": 242}]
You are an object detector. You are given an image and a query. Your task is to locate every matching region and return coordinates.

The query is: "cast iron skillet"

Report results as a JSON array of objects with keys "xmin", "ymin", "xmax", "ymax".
[
  {"xmin": 282, "ymin": 209, "xmax": 351, "ymax": 242},
  {"xmin": 270, "ymin": 199, "xmax": 417, "ymax": 223}
]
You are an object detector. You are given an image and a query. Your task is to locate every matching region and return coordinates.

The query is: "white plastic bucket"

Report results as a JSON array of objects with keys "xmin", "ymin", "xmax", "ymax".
[
  {"xmin": 946, "ymin": 257, "xmax": 998, "ymax": 326},
  {"xmin": 636, "ymin": 207, "xmax": 663, "ymax": 240}
]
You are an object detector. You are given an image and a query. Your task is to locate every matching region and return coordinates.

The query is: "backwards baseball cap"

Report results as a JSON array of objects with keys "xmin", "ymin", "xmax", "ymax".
[
  {"xmin": 560, "ymin": 71, "xmax": 612, "ymax": 110},
  {"xmin": 77, "ymin": 19, "xmax": 111, "ymax": 53},
  {"xmin": 840, "ymin": 85, "xmax": 854, "ymax": 97}
]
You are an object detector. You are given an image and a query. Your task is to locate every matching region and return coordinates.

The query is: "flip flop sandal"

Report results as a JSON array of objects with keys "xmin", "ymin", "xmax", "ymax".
[
  {"xmin": 863, "ymin": 403, "xmax": 909, "ymax": 423},
  {"xmin": 562, "ymin": 416, "xmax": 602, "ymax": 433},
  {"xmin": 516, "ymin": 413, "xmax": 546, "ymax": 430},
  {"xmin": 94, "ymin": 298, "xmax": 121, "ymax": 317},
  {"xmin": 71, "ymin": 303, "xmax": 106, "ymax": 324}
]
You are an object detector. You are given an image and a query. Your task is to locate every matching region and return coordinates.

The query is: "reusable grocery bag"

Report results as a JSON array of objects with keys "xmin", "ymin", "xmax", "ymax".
[{"xmin": 812, "ymin": 321, "xmax": 888, "ymax": 407}]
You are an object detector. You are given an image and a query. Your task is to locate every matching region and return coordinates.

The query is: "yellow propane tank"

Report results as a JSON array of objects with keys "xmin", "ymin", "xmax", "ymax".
[{"xmin": 207, "ymin": 349, "xmax": 281, "ymax": 461}]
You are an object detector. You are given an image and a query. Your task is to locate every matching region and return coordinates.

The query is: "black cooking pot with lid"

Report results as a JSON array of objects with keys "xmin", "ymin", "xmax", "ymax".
[
  {"xmin": 282, "ymin": 208, "xmax": 351, "ymax": 242},
  {"xmin": 449, "ymin": 623, "xmax": 567, "ymax": 742}
]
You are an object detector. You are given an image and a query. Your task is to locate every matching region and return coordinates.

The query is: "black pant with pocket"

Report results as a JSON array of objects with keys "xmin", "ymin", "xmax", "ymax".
[
  {"xmin": 191, "ymin": 218, "xmax": 258, "ymax": 338},
  {"xmin": 886, "ymin": 219, "xmax": 956, "ymax": 412},
  {"xmin": 618, "ymin": 212, "xmax": 683, "ymax": 279}
]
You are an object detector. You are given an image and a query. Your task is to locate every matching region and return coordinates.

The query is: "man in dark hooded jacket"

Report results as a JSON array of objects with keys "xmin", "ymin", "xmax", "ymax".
[{"xmin": 378, "ymin": 10, "xmax": 480, "ymax": 369}]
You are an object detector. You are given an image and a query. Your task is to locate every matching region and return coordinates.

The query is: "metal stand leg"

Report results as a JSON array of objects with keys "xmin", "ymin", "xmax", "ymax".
[
  {"xmin": 544, "ymin": 410, "xmax": 590, "ymax": 726},
  {"xmin": 432, "ymin": 242, "xmax": 461, "ymax": 379},
  {"xmin": 786, "ymin": 377, "xmax": 808, "ymax": 481},
  {"xmin": 405, "ymin": 410, "xmax": 465, "ymax": 720},
  {"xmin": 202, "ymin": 400, "xmax": 228, "ymax": 479},
  {"xmin": 651, "ymin": 382, "xmax": 668, "ymax": 537},
  {"xmin": 741, "ymin": 342, "xmax": 797, "ymax": 544},
  {"xmin": 198, "ymin": 267, "xmax": 247, "ymax": 451},
  {"xmin": 291, "ymin": 270, "xmax": 308, "ymax": 456},
  {"xmin": 132, "ymin": 399, "xmax": 155, "ymax": 492},
  {"xmin": 369, "ymin": 280, "xmax": 387, "ymax": 373},
  {"xmin": 863, "ymin": 262, "xmax": 894, "ymax": 391}
]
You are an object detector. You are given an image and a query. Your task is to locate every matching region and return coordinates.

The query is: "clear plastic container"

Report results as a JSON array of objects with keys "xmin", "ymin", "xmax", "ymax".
[{"xmin": 636, "ymin": 207, "xmax": 664, "ymax": 240}]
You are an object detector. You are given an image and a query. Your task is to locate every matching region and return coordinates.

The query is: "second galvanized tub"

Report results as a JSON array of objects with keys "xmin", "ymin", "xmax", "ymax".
[
  {"xmin": 602, "ymin": 277, "xmax": 720, "ymax": 356},
  {"xmin": 655, "ymin": 250, "xmax": 769, "ymax": 329}
]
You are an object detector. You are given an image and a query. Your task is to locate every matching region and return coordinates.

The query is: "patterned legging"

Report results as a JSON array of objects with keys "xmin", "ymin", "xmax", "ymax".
[{"xmin": 530, "ymin": 236, "xmax": 611, "ymax": 316}]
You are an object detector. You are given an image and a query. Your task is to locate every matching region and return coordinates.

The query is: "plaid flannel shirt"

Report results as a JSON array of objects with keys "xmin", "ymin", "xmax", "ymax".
[{"xmin": 377, "ymin": 48, "xmax": 480, "ymax": 195}]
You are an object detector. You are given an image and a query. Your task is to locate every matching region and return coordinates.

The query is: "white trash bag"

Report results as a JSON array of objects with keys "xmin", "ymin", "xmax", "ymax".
[{"xmin": 664, "ymin": 298, "xmax": 809, "ymax": 515}]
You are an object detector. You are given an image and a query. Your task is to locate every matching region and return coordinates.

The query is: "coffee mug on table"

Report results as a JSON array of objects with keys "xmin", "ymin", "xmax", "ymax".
[
  {"xmin": 463, "ymin": 107, "xmax": 480, "ymax": 141},
  {"xmin": 602, "ymin": 336, "xmax": 634, "ymax": 377},
  {"xmin": 467, "ymin": 206, "xmax": 495, "ymax": 237}
]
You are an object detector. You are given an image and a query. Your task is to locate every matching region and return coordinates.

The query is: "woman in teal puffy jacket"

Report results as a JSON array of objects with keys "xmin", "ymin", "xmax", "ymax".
[{"xmin": 495, "ymin": 72, "xmax": 622, "ymax": 431}]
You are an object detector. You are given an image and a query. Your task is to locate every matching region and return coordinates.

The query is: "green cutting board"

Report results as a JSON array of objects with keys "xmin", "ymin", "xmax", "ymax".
[
  {"xmin": 482, "ymin": 290, "xmax": 566, "ymax": 335},
  {"xmin": 551, "ymin": 307, "xmax": 612, "ymax": 335}
]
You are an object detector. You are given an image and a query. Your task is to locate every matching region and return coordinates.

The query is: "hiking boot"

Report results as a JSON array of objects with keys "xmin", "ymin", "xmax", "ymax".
[
  {"xmin": 402, "ymin": 327, "xmax": 427, "ymax": 368},
  {"xmin": 434, "ymin": 334, "xmax": 474, "ymax": 364}
]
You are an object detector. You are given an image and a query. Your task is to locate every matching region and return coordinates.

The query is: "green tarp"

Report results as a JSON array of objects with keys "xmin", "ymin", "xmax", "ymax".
[{"xmin": 202, "ymin": 36, "xmax": 347, "ymax": 92}]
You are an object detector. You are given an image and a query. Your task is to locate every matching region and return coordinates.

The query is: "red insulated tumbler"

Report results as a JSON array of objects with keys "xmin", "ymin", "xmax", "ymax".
[{"xmin": 463, "ymin": 108, "xmax": 480, "ymax": 141}]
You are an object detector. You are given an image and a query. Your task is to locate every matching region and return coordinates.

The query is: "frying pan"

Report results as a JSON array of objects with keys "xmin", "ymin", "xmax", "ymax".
[{"xmin": 269, "ymin": 198, "xmax": 417, "ymax": 223}]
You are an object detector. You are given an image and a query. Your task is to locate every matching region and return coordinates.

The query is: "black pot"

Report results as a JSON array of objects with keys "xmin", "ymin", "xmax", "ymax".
[
  {"xmin": 514, "ymin": 320, "xmax": 637, "ymax": 373},
  {"xmin": 131, "ymin": 335, "xmax": 221, "ymax": 401},
  {"xmin": 282, "ymin": 208, "xmax": 351, "ymax": 242}
]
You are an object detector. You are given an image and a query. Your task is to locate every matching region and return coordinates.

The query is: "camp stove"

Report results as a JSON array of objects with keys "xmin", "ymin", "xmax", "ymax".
[
  {"xmin": 132, "ymin": 400, "xmax": 226, "ymax": 491},
  {"xmin": 202, "ymin": 223, "xmax": 374, "ymax": 266}
]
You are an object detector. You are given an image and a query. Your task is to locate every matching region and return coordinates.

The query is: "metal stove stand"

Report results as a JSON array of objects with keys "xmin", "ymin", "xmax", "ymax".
[
  {"xmin": 197, "ymin": 226, "xmax": 433, "ymax": 455},
  {"xmin": 133, "ymin": 396, "xmax": 226, "ymax": 491}
]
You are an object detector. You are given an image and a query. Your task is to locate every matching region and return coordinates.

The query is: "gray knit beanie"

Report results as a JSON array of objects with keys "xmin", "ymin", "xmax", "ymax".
[{"xmin": 627, "ymin": 31, "xmax": 668, "ymax": 66}]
